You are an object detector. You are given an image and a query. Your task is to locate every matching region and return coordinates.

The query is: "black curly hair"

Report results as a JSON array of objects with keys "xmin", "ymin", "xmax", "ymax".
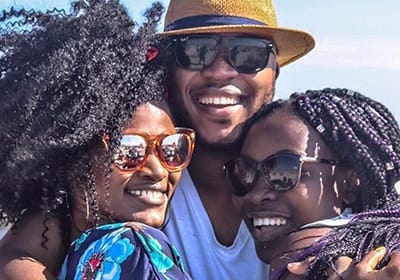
[
  {"xmin": 247, "ymin": 88, "xmax": 400, "ymax": 279},
  {"xmin": 0, "ymin": 0, "xmax": 167, "ymax": 246}
]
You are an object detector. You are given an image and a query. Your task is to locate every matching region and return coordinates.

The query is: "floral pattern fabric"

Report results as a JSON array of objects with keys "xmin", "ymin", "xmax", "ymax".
[{"xmin": 58, "ymin": 222, "xmax": 191, "ymax": 280}]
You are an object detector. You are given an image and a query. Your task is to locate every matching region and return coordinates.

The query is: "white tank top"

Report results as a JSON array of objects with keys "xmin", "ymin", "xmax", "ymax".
[{"xmin": 164, "ymin": 169, "xmax": 269, "ymax": 279}]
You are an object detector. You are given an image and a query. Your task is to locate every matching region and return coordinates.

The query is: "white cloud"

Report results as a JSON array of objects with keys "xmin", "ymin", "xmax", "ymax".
[{"xmin": 303, "ymin": 36, "xmax": 400, "ymax": 71}]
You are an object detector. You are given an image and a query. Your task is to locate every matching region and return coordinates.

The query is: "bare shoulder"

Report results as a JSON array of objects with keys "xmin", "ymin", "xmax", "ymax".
[
  {"xmin": 0, "ymin": 250, "xmax": 57, "ymax": 280},
  {"xmin": 0, "ymin": 214, "xmax": 64, "ymax": 280}
]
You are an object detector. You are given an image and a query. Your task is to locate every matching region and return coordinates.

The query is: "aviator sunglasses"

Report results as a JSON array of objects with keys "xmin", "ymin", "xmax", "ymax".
[
  {"xmin": 174, "ymin": 35, "xmax": 276, "ymax": 74},
  {"xmin": 103, "ymin": 127, "xmax": 195, "ymax": 172},
  {"xmin": 224, "ymin": 152, "xmax": 340, "ymax": 196}
]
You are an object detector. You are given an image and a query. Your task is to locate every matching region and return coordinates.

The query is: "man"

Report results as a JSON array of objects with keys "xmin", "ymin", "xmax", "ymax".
[{"xmin": 161, "ymin": 0, "xmax": 314, "ymax": 279}]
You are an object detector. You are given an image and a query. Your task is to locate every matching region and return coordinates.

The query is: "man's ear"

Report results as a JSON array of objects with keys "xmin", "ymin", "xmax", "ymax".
[{"xmin": 338, "ymin": 168, "xmax": 360, "ymax": 206}]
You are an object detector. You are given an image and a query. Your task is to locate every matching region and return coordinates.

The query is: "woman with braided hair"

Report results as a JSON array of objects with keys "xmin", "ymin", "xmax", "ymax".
[
  {"xmin": 0, "ymin": 1, "xmax": 193, "ymax": 279},
  {"xmin": 225, "ymin": 88, "xmax": 400, "ymax": 279}
]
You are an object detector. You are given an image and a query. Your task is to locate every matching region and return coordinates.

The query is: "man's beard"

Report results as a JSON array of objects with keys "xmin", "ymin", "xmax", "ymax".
[
  {"xmin": 167, "ymin": 93, "xmax": 192, "ymax": 128},
  {"xmin": 195, "ymin": 134, "xmax": 243, "ymax": 155}
]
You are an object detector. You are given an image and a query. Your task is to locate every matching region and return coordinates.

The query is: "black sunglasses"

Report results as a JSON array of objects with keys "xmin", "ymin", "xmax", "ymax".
[
  {"xmin": 174, "ymin": 35, "xmax": 276, "ymax": 74},
  {"xmin": 224, "ymin": 152, "xmax": 340, "ymax": 196}
]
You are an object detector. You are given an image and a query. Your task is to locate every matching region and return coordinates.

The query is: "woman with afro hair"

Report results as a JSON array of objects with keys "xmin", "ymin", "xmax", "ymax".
[
  {"xmin": 226, "ymin": 88, "xmax": 400, "ymax": 279},
  {"xmin": 0, "ymin": 1, "xmax": 193, "ymax": 279}
]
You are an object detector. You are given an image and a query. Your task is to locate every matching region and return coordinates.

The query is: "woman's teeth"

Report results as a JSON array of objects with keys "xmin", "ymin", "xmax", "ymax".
[
  {"xmin": 253, "ymin": 217, "xmax": 287, "ymax": 227},
  {"xmin": 125, "ymin": 189, "xmax": 163, "ymax": 198}
]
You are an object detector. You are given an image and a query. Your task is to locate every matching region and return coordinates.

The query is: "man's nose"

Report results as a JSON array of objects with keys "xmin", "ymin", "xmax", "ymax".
[{"xmin": 201, "ymin": 47, "xmax": 239, "ymax": 80}]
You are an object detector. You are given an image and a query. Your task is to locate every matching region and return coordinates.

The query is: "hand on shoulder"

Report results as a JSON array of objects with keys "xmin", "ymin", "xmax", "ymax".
[
  {"xmin": 287, "ymin": 247, "xmax": 400, "ymax": 280},
  {"xmin": 333, "ymin": 249, "xmax": 400, "ymax": 280}
]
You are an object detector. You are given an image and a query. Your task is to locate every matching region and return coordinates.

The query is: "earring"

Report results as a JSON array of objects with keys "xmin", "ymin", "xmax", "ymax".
[
  {"xmin": 83, "ymin": 190, "xmax": 90, "ymax": 228},
  {"xmin": 70, "ymin": 189, "xmax": 90, "ymax": 233},
  {"xmin": 102, "ymin": 134, "xmax": 110, "ymax": 151},
  {"xmin": 394, "ymin": 181, "xmax": 400, "ymax": 195}
]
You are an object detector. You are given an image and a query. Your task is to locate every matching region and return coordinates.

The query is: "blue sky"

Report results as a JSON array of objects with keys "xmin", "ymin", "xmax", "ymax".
[{"xmin": 2, "ymin": 0, "xmax": 400, "ymax": 120}]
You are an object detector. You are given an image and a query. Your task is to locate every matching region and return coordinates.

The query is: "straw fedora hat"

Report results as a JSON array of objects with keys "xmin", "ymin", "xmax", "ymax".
[{"xmin": 162, "ymin": 0, "xmax": 315, "ymax": 67}]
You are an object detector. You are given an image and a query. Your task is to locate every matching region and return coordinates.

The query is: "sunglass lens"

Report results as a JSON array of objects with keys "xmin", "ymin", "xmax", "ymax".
[
  {"xmin": 160, "ymin": 133, "xmax": 192, "ymax": 169},
  {"xmin": 263, "ymin": 154, "xmax": 301, "ymax": 191},
  {"xmin": 176, "ymin": 37, "xmax": 218, "ymax": 71},
  {"xmin": 227, "ymin": 158, "xmax": 258, "ymax": 196},
  {"xmin": 228, "ymin": 38, "xmax": 270, "ymax": 74},
  {"xmin": 114, "ymin": 135, "xmax": 146, "ymax": 170}
]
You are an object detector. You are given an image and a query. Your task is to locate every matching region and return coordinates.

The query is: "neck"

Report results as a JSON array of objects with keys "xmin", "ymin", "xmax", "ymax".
[
  {"xmin": 189, "ymin": 143, "xmax": 234, "ymax": 191},
  {"xmin": 188, "ymin": 141, "xmax": 242, "ymax": 246},
  {"xmin": 268, "ymin": 227, "xmax": 333, "ymax": 277}
]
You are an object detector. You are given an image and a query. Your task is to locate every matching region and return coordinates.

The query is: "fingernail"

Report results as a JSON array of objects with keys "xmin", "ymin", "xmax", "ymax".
[
  {"xmin": 287, "ymin": 262, "xmax": 300, "ymax": 268},
  {"xmin": 286, "ymin": 262, "xmax": 302, "ymax": 272},
  {"xmin": 375, "ymin": 246, "xmax": 386, "ymax": 254}
]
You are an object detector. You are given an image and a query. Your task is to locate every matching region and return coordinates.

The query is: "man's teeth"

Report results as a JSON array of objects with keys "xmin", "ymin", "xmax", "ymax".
[
  {"xmin": 126, "ymin": 189, "xmax": 163, "ymax": 198},
  {"xmin": 253, "ymin": 217, "xmax": 287, "ymax": 227},
  {"xmin": 198, "ymin": 96, "xmax": 239, "ymax": 105}
]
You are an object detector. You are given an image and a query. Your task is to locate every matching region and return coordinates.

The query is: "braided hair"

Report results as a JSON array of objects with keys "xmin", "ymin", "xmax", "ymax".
[
  {"xmin": 250, "ymin": 88, "xmax": 400, "ymax": 279},
  {"xmin": 0, "ymin": 0, "xmax": 167, "ymax": 247}
]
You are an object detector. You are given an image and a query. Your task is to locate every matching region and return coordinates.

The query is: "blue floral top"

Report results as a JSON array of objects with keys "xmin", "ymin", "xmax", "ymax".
[{"xmin": 58, "ymin": 222, "xmax": 191, "ymax": 280}]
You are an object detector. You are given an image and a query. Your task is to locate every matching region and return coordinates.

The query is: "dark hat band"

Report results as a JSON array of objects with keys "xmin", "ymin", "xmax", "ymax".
[{"xmin": 164, "ymin": 14, "xmax": 267, "ymax": 32}]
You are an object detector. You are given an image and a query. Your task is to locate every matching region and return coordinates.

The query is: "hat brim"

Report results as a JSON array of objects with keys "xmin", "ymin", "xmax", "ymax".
[{"xmin": 161, "ymin": 25, "xmax": 315, "ymax": 67}]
